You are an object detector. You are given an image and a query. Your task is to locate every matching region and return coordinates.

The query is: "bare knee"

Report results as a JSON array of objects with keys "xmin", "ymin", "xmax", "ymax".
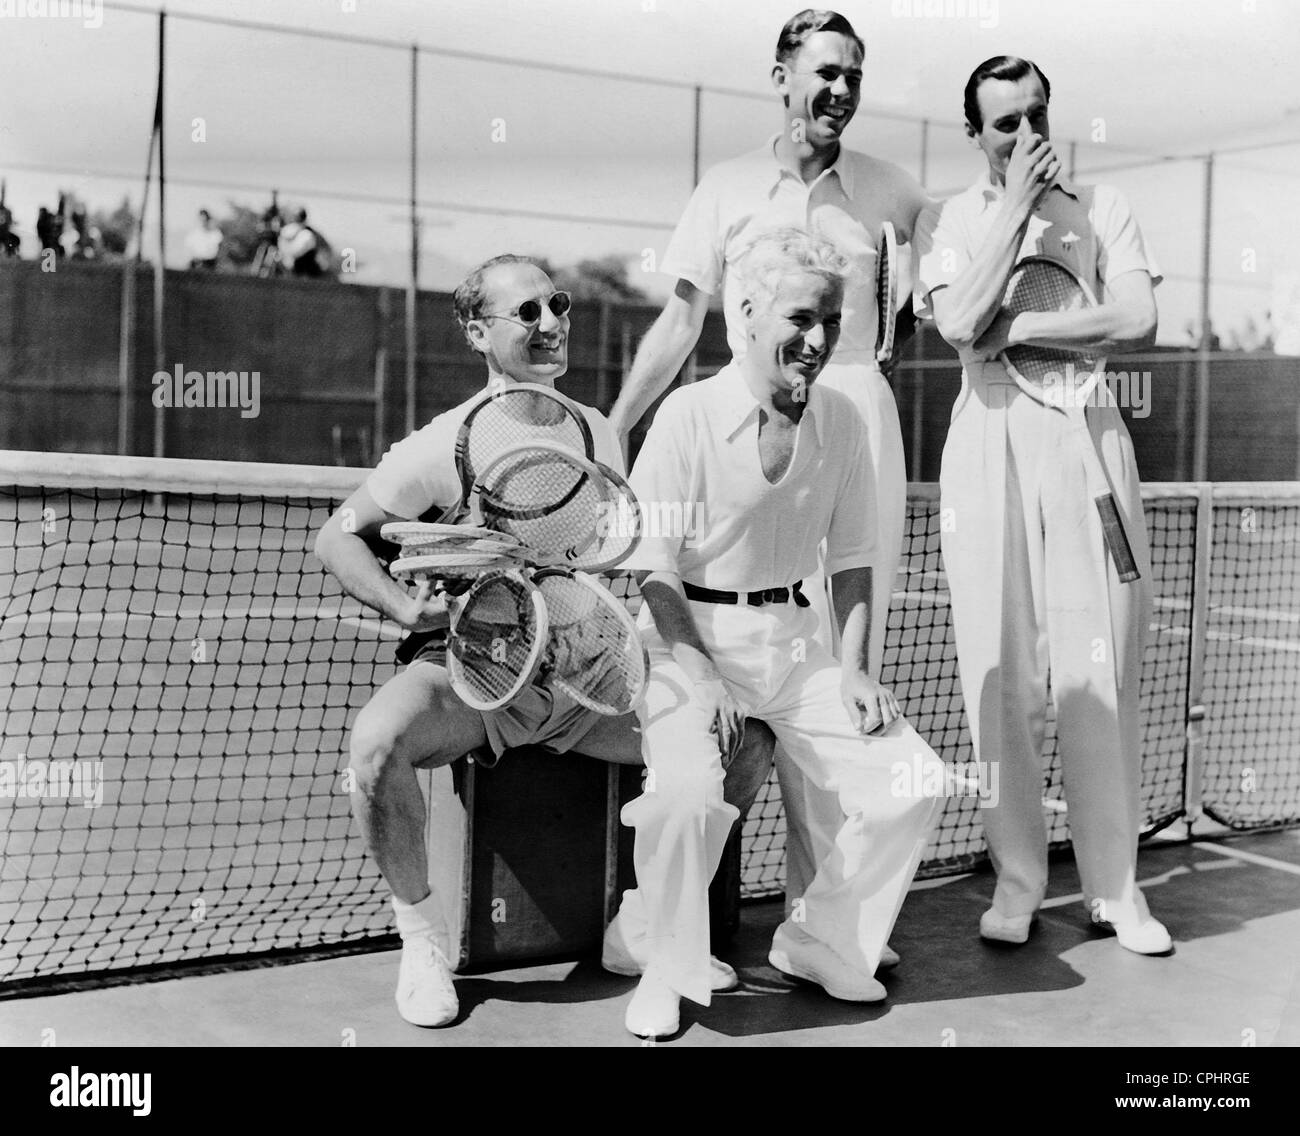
[{"xmin": 348, "ymin": 713, "xmax": 408, "ymax": 802}]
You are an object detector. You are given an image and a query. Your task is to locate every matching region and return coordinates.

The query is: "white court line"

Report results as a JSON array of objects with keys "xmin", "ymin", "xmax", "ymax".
[
  {"xmin": 1192, "ymin": 840, "xmax": 1300, "ymax": 877},
  {"xmin": 1151, "ymin": 623, "xmax": 1300, "ymax": 654},
  {"xmin": 1037, "ymin": 841, "xmax": 1300, "ymax": 910},
  {"xmin": 1039, "ymin": 866, "xmax": 1197, "ymax": 909}
]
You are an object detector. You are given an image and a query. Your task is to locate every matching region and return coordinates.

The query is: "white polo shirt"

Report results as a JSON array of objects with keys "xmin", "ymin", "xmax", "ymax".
[
  {"xmin": 624, "ymin": 362, "xmax": 878, "ymax": 590},
  {"xmin": 913, "ymin": 173, "xmax": 1162, "ymax": 374},
  {"xmin": 367, "ymin": 384, "xmax": 624, "ymax": 520},
  {"xmin": 661, "ymin": 135, "xmax": 928, "ymax": 366}
]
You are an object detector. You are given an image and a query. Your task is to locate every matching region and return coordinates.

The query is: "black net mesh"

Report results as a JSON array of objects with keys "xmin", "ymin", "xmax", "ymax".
[
  {"xmin": 1, "ymin": 472, "xmax": 1293, "ymax": 983},
  {"xmin": 1200, "ymin": 497, "xmax": 1300, "ymax": 829}
]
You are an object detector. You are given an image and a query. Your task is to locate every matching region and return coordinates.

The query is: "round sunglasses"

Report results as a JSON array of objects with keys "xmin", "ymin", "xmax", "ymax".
[{"xmin": 479, "ymin": 291, "xmax": 572, "ymax": 328}]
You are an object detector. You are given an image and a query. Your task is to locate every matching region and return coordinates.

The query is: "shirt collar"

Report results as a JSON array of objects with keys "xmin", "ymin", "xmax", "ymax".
[
  {"xmin": 715, "ymin": 361, "xmax": 825, "ymax": 446},
  {"xmin": 762, "ymin": 133, "xmax": 855, "ymax": 199},
  {"xmin": 974, "ymin": 166, "xmax": 1079, "ymax": 212}
]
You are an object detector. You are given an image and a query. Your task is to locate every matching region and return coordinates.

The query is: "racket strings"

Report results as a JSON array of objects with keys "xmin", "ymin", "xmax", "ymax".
[
  {"xmin": 450, "ymin": 574, "xmax": 543, "ymax": 706},
  {"xmin": 535, "ymin": 573, "xmax": 645, "ymax": 714},
  {"xmin": 1004, "ymin": 264, "xmax": 1100, "ymax": 388},
  {"xmin": 461, "ymin": 391, "xmax": 591, "ymax": 486},
  {"xmin": 480, "ymin": 452, "xmax": 609, "ymax": 559},
  {"xmin": 564, "ymin": 472, "xmax": 641, "ymax": 571}
]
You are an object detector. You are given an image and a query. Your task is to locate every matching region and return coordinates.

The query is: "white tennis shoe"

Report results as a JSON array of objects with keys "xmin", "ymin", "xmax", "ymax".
[
  {"xmin": 625, "ymin": 965, "xmax": 680, "ymax": 1039},
  {"xmin": 396, "ymin": 933, "xmax": 459, "ymax": 1027},
  {"xmin": 979, "ymin": 907, "xmax": 1036, "ymax": 944},
  {"xmin": 602, "ymin": 910, "xmax": 739, "ymax": 991},
  {"xmin": 1092, "ymin": 908, "xmax": 1173, "ymax": 955},
  {"xmin": 769, "ymin": 925, "xmax": 887, "ymax": 1003}
]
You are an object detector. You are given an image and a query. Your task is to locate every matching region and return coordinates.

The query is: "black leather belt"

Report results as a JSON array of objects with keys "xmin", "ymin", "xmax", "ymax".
[{"xmin": 683, "ymin": 580, "xmax": 810, "ymax": 608}]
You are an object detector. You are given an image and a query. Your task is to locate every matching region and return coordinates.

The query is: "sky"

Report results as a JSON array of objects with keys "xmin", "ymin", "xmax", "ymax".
[{"xmin": 3, "ymin": 0, "xmax": 1299, "ymax": 343}]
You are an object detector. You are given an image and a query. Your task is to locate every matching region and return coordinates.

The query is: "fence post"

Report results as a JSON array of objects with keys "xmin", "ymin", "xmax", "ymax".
[
  {"xmin": 151, "ymin": 9, "xmax": 167, "ymax": 460},
  {"xmin": 117, "ymin": 260, "xmax": 136, "ymax": 454},
  {"xmin": 1192, "ymin": 153, "xmax": 1215, "ymax": 481},
  {"xmin": 405, "ymin": 43, "xmax": 419, "ymax": 435},
  {"xmin": 596, "ymin": 298, "xmax": 612, "ymax": 410},
  {"xmin": 1183, "ymin": 483, "xmax": 1214, "ymax": 830},
  {"xmin": 375, "ymin": 286, "xmax": 390, "ymax": 458}
]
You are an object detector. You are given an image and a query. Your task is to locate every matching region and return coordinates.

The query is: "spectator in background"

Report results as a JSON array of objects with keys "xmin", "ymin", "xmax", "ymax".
[
  {"xmin": 68, "ymin": 203, "xmax": 99, "ymax": 260},
  {"xmin": 1237, "ymin": 315, "xmax": 1263, "ymax": 353},
  {"xmin": 36, "ymin": 206, "xmax": 62, "ymax": 257},
  {"xmin": 186, "ymin": 209, "xmax": 223, "ymax": 270},
  {"xmin": 0, "ymin": 200, "xmax": 18, "ymax": 258},
  {"xmin": 278, "ymin": 207, "xmax": 324, "ymax": 278}
]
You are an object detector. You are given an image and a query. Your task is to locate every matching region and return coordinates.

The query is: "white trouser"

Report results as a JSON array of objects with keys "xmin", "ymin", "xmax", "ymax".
[
  {"xmin": 622, "ymin": 599, "xmax": 944, "ymax": 1005},
  {"xmin": 787, "ymin": 359, "xmax": 908, "ymax": 911},
  {"xmin": 941, "ymin": 375, "xmax": 1153, "ymax": 919}
]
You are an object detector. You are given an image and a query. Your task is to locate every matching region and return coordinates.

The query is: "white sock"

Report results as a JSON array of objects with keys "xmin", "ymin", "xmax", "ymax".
[{"xmin": 392, "ymin": 892, "xmax": 443, "ymax": 941}]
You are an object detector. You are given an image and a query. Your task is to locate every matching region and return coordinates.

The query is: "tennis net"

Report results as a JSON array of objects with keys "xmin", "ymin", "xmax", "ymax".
[{"xmin": 2, "ymin": 451, "xmax": 1297, "ymax": 986}]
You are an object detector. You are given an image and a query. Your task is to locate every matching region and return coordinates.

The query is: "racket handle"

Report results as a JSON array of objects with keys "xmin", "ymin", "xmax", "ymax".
[{"xmin": 1094, "ymin": 493, "xmax": 1141, "ymax": 583}]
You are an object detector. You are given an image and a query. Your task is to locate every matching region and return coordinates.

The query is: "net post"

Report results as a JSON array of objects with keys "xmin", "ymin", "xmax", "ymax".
[
  {"xmin": 909, "ymin": 326, "xmax": 926, "ymax": 481},
  {"xmin": 1183, "ymin": 482, "xmax": 1214, "ymax": 831}
]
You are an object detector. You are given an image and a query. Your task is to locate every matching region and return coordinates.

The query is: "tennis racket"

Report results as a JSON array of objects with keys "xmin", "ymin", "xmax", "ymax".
[
  {"xmin": 472, "ymin": 440, "xmax": 616, "ymax": 565},
  {"xmin": 999, "ymin": 256, "xmax": 1140, "ymax": 584},
  {"xmin": 390, "ymin": 549, "xmax": 526, "ymax": 578},
  {"xmin": 447, "ymin": 569, "xmax": 548, "ymax": 711},
  {"xmin": 438, "ymin": 382, "xmax": 595, "ymax": 524},
  {"xmin": 875, "ymin": 221, "xmax": 899, "ymax": 364},
  {"xmin": 532, "ymin": 567, "xmax": 648, "ymax": 715},
  {"xmin": 382, "ymin": 521, "xmax": 526, "ymax": 579},
  {"xmin": 562, "ymin": 459, "xmax": 642, "ymax": 572}
]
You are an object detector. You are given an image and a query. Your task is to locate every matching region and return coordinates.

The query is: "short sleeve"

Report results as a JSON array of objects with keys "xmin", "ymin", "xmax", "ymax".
[
  {"xmin": 621, "ymin": 393, "xmax": 692, "ymax": 575},
  {"xmin": 366, "ymin": 411, "xmax": 463, "ymax": 519},
  {"xmin": 823, "ymin": 400, "xmax": 879, "ymax": 577},
  {"xmin": 912, "ymin": 197, "xmax": 970, "ymax": 321},
  {"xmin": 1094, "ymin": 184, "xmax": 1162, "ymax": 290},
  {"xmin": 660, "ymin": 171, "xmax": 726, "ymax": 296}
]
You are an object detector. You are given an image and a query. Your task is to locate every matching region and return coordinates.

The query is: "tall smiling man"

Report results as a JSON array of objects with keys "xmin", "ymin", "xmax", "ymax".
[
  {"xmin": 315, "ymin": 255, "xmax": 775, "ymax": 1029},
  {"xmin": 620, "ymin": 230, "xmax": 943, "ymax": 1039},
  {"xmin": 913, "ymin": 57, "xmax": 1170, "ymax": 954},
  {"xmin": 608, "ymin": 6, "xmax": 931, "ymax": 932}
]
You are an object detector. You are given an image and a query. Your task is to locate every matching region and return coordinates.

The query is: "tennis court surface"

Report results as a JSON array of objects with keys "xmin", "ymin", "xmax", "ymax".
[
  {"xmin": 2, "ymin": 452, "xmax": 1298, "ymax": 1045},
  {"xmin": 2, "ymin": 828, "xmax": 1297, "ymax": 1046}
]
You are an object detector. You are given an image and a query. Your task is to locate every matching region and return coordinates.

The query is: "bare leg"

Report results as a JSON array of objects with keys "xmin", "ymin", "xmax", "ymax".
[{"xmin": 348, "ymin": 664, "xmax": 488, "ymax": 903}]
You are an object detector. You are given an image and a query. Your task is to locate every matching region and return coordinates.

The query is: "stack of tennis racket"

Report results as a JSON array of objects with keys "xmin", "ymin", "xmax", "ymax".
[{"xmin": 381, "ymin": 383, "xmax": 648, "ymax": 716}]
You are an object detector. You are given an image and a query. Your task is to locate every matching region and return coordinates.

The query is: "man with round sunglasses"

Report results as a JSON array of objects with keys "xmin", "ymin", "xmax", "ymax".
[
  {"xmin": 315, "ymin": 254, "xmax": 776, "ymax": 1029},
  {"xmin": 607, "ymin": 6, "xmax": 930, "ymax": 968}
]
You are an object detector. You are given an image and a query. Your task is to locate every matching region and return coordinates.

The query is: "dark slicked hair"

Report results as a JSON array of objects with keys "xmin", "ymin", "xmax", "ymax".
[
  {"xmin": 963, "ymin": 55, "xmax": 1051, "ymax": 131},
  {"xmin": 775, "ymin": 9, "xmax": 864, "ymax": 65},
  {"xmin": 452, "ymin": 253, "xmax": 537, "ymax": 340}
]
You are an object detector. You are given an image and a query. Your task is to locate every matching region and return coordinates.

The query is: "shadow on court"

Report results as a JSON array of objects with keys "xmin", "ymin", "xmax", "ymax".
[{"xmin": 1, "ymin": 830, "xmax": 1296, "ymax": 1046}]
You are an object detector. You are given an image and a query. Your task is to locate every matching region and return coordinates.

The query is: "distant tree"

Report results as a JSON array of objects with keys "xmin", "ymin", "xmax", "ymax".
[
  {"xmin": 215, "ymin": 200, "xmax": 341, "ymax": 279},
  {"xmin": 88, "ymin": 196, "xmax": 137, "ymax": 258},
  {"xmin": 535, "ymin": 254, "xmax": 650, "ymax": 303},
  {"xmin": 216, "ymin": 202, "xmax": 264, "ymax": 268}
]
